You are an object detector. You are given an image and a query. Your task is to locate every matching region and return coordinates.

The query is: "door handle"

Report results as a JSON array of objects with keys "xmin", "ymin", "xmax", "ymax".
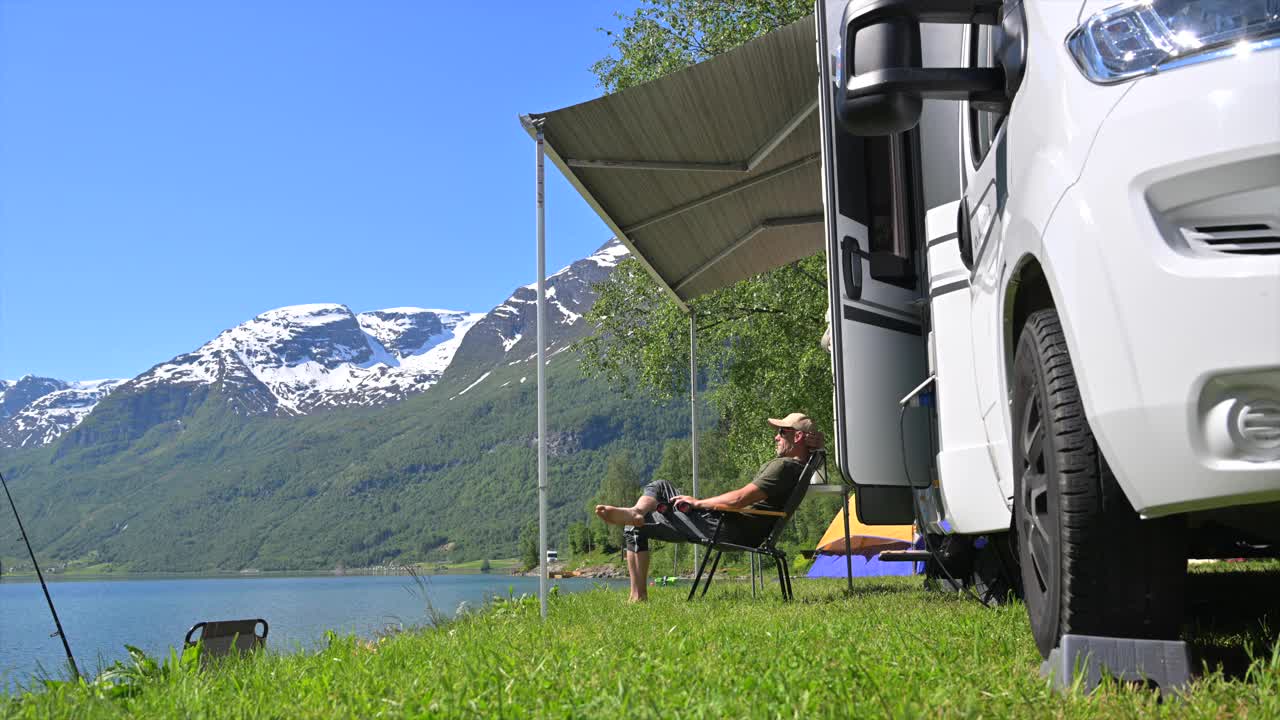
[
  {"xmin": 840, "ymin": 235, "xmax": 863, "ymax": 302},
  {"xmin": 957, "ymin": 198, "xmax": 974, "ymax": 270}
]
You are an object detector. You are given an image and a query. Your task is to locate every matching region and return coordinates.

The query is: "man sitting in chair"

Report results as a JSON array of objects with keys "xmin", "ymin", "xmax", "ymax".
[{"xmin": 595, "ymin": 412, "xmax": 821, "ymax": 602}]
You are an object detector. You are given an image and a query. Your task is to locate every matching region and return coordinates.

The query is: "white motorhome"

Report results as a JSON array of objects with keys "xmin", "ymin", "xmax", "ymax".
[{"xmin": 819, "ymin": 0, "xmax": 1280, "ymax": 657}]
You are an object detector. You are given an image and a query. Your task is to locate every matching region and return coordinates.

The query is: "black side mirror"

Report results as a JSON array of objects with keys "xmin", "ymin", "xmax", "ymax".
[
  {"xmin": 839, "ymin": 15, "xmax": 923, "ymax": 136},
  {"xmin": 837, "ymin": 0, "xmax": 1020, "ymax": 137}
]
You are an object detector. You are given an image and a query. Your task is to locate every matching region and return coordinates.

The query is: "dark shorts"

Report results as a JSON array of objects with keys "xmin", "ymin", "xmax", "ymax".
[{"xmin": 623, "ymin": 480, "xmax": 767, "ymax": 553}]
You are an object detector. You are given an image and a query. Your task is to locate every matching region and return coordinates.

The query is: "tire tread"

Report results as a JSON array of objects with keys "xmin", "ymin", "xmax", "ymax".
[{"xmin": 1014, "ymin": 310, "xmax": 1186, "ymax": 657}]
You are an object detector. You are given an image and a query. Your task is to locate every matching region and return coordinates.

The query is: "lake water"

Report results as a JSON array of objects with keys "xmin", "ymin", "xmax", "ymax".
[{"xmin": 0, "ymin": 574, "xmax": 610, "ymax": 692}]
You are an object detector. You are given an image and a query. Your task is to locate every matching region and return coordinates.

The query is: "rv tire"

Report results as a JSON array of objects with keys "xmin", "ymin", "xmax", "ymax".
[{"xmin": 1011, "ymin": 309, "xmax": 1186, "ymax": 658}]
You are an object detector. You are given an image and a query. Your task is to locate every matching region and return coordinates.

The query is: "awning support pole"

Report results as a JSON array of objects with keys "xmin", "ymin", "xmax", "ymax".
[
  {"xmin": 690, "ymin": 312, "xmax": 699, "ymax": 572},
  {"xmin": 535, "ymin": 120, "xmax": 549, "ymax": 620},
  {"xmin": 842, "ymin": 486, "xmax": 854, "ymax": 594}
]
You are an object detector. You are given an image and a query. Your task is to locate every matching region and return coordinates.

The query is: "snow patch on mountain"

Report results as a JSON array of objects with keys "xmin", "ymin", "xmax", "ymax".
[
  {"xmin": 130, "ymin": 304, "xmax": 482, "ymax": 415},
  {"xmin": 456, "ymin": 371, "xmax": 491, "ymax": 398},
  {"xmin": 589, "ymin": 241, "xmax": 630, "ymax": 268},
  {"xmin": 444, "ymin": 239, "xmax": 630, "ymax": 386},
  {"xmin": 520, "ymin": 239, "xmax": 630, "ymax": 292},
  {"xmin": 0, "ymin": 378, "xmax": 126, "ymax": 447}
]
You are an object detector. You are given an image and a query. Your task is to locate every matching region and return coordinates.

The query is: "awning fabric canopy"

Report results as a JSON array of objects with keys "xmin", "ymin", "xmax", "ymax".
[{"xmin": 522, "ymin": 17, "xmax": 821, "ymax": 309}]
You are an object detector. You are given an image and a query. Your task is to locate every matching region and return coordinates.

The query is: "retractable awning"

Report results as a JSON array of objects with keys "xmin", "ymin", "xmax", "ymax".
[{"xmin": 521, "ymin": 16, "xmax": 820, "ymax": 308}]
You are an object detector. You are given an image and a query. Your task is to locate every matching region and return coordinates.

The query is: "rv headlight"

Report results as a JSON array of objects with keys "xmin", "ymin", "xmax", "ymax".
[{"xmin": 1067, "ymin": 0, "xmax": 1280, "ymax": 83}]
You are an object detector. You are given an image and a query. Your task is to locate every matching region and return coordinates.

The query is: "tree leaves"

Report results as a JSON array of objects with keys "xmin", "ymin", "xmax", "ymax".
[
  {"xmin": 579, "ymin": 256, "xmax": 832, "ymax": 481},
  {"xmin": 591, "ymin": 0, "xmax": 812, "ymax": 94}
]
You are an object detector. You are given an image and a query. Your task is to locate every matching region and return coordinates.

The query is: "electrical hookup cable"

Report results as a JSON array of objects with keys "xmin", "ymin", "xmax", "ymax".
[
  {"xmin": 0, "ymin": 468, "xmax": 80, "ymax": 680},
  {"xmin": 898, "ymin": 402, "xmax": 986, "ymax": 607}
]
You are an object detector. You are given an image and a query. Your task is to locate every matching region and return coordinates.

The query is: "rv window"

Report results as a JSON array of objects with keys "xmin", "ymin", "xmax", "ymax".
[
  {"xmin": 835, "ymin": 130, "xmax": 868, "ymax": 222},
  {"xmin": 835, "ymin": 131, "xmax": 920, "ymax": 291},
  {"xmin": 968, "ymin": 24, "xmax": 1007, "ymax": 166},
  {"xmin": 869, "ymin": 134, "xmax": 920, "ymax": 290},
  {"xmin": 864, "ymin": 136, "xmax": 895, "ymax": 264}
]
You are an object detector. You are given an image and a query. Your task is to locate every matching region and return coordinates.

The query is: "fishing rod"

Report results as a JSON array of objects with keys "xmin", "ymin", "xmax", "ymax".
[{"xmin": 0, "ymin": 468, "xmax": 80, "ymax": 680}]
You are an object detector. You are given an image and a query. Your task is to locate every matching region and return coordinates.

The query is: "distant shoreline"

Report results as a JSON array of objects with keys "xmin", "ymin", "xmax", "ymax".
[{"xmin": 0, "ymin": 562, "xmax": 523, "ymax": 583}]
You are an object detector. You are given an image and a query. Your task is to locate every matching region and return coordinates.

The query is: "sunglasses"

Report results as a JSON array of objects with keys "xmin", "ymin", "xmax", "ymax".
[{"xmin": 776, "ymin": 427, "xmax": 797, "ymax": 437}]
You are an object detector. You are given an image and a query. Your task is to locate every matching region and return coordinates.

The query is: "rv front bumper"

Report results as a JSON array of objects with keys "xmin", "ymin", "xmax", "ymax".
[{"xmin": 1040, "ymin": 50, "xmax": 1280, "ymax": 517}]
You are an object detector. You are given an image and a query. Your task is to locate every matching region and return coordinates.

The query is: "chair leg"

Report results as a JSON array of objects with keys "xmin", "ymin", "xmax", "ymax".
[
  {"xmin": 687, "ymin": 545, "xmax": 714, "ymax": 601},
  {"xmin": 774, "ymin": 556, "xmax": 787, "ymax": 600},
  {"xmin": 751, "ymin": 554, "xmax": 757, "ymax": 598},
  {"xmin": 687, "ymin": 520, "xmax": 725, "ymax": 602},
  {"xmin": 781, "ymin": 557, "xmax": 794, "ymax": 601},
  {"xmin": 699, "ymin": 551, "xmax": 723, "ymax": 598}
]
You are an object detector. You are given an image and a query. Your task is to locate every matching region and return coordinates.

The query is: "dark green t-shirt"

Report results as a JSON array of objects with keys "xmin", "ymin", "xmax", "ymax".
[{"xmin": 749, "ymin": 457, "xmax": 806, "ymax": 514}]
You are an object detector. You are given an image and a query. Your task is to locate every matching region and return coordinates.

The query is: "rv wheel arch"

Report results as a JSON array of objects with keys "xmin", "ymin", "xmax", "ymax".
[{"xmin": 1003, "ymin": 256, "xmax": 1054, "ymax": 395}]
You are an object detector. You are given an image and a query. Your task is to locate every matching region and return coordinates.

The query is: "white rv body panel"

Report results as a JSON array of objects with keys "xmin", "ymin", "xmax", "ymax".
[
  {"xmin": 960, "ymin": 1, "xmax": 1133, "ymax": 504},
  {"xmin": 922, "ymin": 1, "xmax": 1280, "ymax": 530},
  {"xmin": 1032, "ymin": 52, "xmax": 1280, "ymax": 516},
  {"xmin": 926, "ymin": 202, "xmax": 1009, "ymax": 533}
]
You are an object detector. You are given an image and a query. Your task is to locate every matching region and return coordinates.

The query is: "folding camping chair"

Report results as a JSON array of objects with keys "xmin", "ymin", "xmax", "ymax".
[
  {"xmin": 686, "ymin": 448, "xmax": 827, "ymax": 602},
  {"xmin": 184, "ymin": 619, "xmax": 269, "ymax": 667}
]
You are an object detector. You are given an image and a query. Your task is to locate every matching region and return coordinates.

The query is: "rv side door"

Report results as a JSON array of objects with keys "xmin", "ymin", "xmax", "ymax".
[{"xmin": 819, "ymin": 1, "xmax": 930, "ymax": 525}]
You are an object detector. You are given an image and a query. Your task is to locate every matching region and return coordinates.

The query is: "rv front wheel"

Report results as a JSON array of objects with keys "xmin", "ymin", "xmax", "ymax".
[{"xmin": 1011, "ymin": 309, "xmax": 1186, "ymax": 659}]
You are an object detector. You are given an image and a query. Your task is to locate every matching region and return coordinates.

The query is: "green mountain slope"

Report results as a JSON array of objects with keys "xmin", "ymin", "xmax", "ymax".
[{"xmin": 0, "ymin": 354, "xmax": 689, "ymax": 572}]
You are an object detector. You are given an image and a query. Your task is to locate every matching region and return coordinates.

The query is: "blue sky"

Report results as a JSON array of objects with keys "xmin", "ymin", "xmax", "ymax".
[{"xmin": 0, "ymin": 1, "xmax": 637, "ymax": 381}]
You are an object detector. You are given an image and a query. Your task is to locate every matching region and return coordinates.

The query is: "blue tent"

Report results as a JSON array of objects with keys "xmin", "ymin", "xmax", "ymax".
[{"xmin": 807, "ymin": 551, "xmax": 918, "ymax": 578}]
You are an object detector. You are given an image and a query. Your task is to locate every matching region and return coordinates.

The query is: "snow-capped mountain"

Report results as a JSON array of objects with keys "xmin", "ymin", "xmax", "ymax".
[
  {"xmin": 443, "ymin": 239, "xmax": 629, "ymax": 388},
  {"xmin": 0, "ymin": 377, "xmax": 126, "ymax": 448},
  {"xmin": 1, "ymin": 376, "xmax": 67, "ymax": 419},
  {"xmin": 9, "ymin": 238, "xmax": 630, "ymax": 450},
  {"xmin": 129, "ymin": 305, "xmax": 483, "ymax": 415}
]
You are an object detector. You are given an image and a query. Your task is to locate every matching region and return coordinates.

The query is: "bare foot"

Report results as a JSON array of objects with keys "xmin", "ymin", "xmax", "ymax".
[
  {"xmin": 595, "ymin": 504, "xmax": 644, "ymax": 526},
  {"xmin": 628, "ymin": 594, "xmax": 648, "ymax": 603}
]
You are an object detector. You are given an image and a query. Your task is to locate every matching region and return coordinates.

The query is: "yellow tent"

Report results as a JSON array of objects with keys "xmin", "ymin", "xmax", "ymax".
[{"xmin": 815, "ymin": 495, "xmax": 914, "ymax": 557}]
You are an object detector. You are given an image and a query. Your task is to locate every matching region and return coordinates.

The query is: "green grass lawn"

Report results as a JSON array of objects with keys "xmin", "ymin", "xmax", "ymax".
[{"xmin": 5, "ymin": 565, "xmax": 1277, "ymax": 719}]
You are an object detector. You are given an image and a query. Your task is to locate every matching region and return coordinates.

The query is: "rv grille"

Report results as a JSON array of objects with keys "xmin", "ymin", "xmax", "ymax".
[{"xmin": 1181, "ymin": 221, "xmax": 1280, "ymax": 256}]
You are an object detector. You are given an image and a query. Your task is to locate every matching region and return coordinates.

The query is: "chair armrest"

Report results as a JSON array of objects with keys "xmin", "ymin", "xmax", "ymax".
[{"xmin": 703, "ymin": 504, "xmax": 787, "ymax": 518}]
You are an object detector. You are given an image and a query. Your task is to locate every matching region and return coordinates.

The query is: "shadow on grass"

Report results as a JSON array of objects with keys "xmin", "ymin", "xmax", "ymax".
[
  {"xmin": 681, "ymin": 575, "xmax": 924, "ymax": 606},
  {"xmin": 1185, "ymin": 561, "xmax": 1279, "ymax": 680},
  {"xmin": 695, "ymin": 565, "xmax": 1280, "ymax": 683}
]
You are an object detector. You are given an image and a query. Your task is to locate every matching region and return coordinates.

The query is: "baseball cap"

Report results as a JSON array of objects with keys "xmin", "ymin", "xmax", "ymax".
[{"xmin": 767, "ymin": 413, "xmax": 815, "ymax": 433}]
